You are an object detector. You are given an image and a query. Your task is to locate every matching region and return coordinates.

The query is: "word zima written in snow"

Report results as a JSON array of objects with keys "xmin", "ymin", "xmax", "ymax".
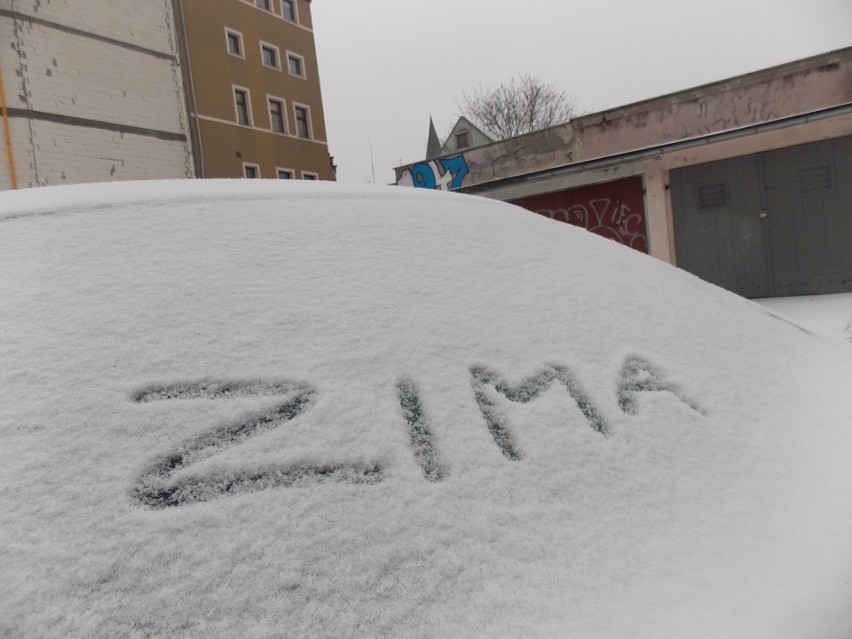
[{"xmin": 131, "ymin": 356, "xmax": 705, "ymax": 509}]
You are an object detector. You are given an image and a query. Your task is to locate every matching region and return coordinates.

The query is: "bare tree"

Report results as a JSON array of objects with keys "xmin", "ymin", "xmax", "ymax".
[{"xmin": 461, "ymin": 75, "xmax": 578, "ymax": 139}]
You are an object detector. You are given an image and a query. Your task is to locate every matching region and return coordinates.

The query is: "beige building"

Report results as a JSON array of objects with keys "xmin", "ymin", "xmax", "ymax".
[
  {"xmin": 173, "ymin": 0, "xmax": 335, "ymax": 180},
  {"xmin": 0, "ymin": 0, "xmax": 193, "ymax": 189}
]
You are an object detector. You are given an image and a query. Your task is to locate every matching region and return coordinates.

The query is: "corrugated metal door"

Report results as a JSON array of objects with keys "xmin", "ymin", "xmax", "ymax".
[
  {"xmin": 671, "ymin": 156, "xmax": 770, "ymax": 297},
  {"xmin": 672, "ymin": 135, "xmax": 852, "ymax": 297},
  {"xmin": 763, "ymin": 136, "xmax": 852, "ymax": 295}
]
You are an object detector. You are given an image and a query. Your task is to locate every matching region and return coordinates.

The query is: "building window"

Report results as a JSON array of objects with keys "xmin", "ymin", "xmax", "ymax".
[
  {"xmin": 268, "ymin": 97, "xmax": 286, "ymax": 133},
  {"xmin": 255, "ymin": 0, "xmax": 273, "ymax": 11},
  {"xmin": 302, "ymin": 172, "xmax": 318, "ymax": 180},
  {"xmin": 281, "ymin": 0, "xmax": 296, "ymax": 21},
  {"xmin": 261, "ymin": 42, "xmax": 280, "ymax": 69},
  {"xmin": 294, "ymin": 105, "xmax": 311, "ymax": 139},
  {"xmin": 277, "ymin": 168, "xmax": 294, "ymax": 179},
  {"xmin": 234, "ymin": 87, "xmax": 251, "ymax": 126},
  {"xmin": 455, "ymin": 129, "xmax": 471, "ymax": 150},
  {"xmin": 287, "ymin": 53, "xmax": 305, "ymax": 78},
  {"xmin": 243, "ymin": 163, "xmax": 260, "ymax": 178},
  {"xmin": 225, "ymin": 29, "xmax": 244, "ymax": 58}
]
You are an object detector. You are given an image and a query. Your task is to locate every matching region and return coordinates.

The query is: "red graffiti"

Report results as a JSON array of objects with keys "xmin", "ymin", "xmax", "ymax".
[{"xmin": 510, "ymin": 177, "xmax": 648, "ymax": 253}]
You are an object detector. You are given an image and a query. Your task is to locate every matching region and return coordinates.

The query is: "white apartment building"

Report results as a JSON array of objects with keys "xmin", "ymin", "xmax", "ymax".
[{"xmin": 0, "ymin": 0, "xmax": 193, "ymax": 189}]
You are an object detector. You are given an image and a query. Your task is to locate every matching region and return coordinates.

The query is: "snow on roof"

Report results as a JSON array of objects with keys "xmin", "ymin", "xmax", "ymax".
[{"xmin": 1, "ymin": 180, "xmax": 851, "ymax": 637}]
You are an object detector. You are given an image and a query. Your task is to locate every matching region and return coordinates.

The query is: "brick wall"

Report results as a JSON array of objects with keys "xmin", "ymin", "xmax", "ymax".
[
  {"xmin": 1, "ymin": 117, "xmax": 192, "ymax": 189},
  {"xmin": 9, "ymin": 0, "xmax": 179, "ymax": 51},
  {"xmin": 1, "ymin": 0, "xmax": 193, "ymax": 188}
]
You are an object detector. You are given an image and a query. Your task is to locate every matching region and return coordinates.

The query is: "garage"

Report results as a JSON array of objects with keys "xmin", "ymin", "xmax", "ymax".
[
  {"xmin": 509, "ymin": 176, "xmax": 649, "ymax": 254},
  {"xmin": 671, "ymin": 135, "xmax": 852, "ymax": 298}
]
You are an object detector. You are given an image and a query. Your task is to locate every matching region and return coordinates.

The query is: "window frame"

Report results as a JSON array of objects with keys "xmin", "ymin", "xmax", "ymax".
[
  {"xmin": 455, "ymin": 129, "xmax": 471, "ymax": 150},
  {"xmin": 267, "ymin": 95, "xmax": 287, "ymax": 134},
  {"xmin": 281, "ymin": 0, "xmax": 297, "ymax": 22},
  {"xmin": 260, "ymin": 41, "xmax": 281, "ymax": 70},
  {"xmin": 233, "ymin": 86, "xmax": 253, "ymax": 127},
  {"xmin": 293, "ymin": 103, "xmax": 312, "ymax": 139},
  {"xmin": 224, "ymin": 28, "xmax": 244, "ymax": 59},
  {"xmin": 255, "ymin": 0, "xmax": 274, "ymax": 13},
  {"xmin": 243, "ymin": 162, "xmax": 261, "ymax": 179},
  {"xmin": 276, "ymin": 168, "xmax": 295, "ymax": 179},
  {"xmin": 301, "ymin": 171, "xmax": 319, "ymax": 181},
  {"xmin": 287, "ymin": 52, "xmax": 306, "ymax": 79}
]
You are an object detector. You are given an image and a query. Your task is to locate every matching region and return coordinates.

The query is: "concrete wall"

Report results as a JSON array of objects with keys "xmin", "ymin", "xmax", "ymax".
[
  {"xmin": 397, "ymin": 124, "xmax": 578, "ymax": 189},
  {"xmin": 1, "ymin": 0, "xmax": 193, "ymax": 189},
  {"xmin": 3, "ymin": 116, "xmax": 192, "ymax": 186},
  {"xmin": 395, "ymin": 48, "xmax": 852, "ymax": 193},
  {"xmin": 577, "ymin": 51, "xmax": 852, "ymax": 160}
]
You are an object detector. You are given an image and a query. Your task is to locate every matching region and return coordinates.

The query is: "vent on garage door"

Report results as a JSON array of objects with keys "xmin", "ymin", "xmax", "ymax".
[
  {"xmin": 698, "ymin": 181, "xmax": 728, "ymax": 210},
  {"xmin": 799, "ymin": 164, "xmax": 832, "ymax": 195}
]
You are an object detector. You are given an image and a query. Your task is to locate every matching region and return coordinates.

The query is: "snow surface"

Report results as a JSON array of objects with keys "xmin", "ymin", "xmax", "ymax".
[
  {"xmin": 755, "ymin": 293, "xmax": 852, "ymax": 343},
  {"xmin": 2, "ymin": 180, "xmax": 852, "ymax": 638}
]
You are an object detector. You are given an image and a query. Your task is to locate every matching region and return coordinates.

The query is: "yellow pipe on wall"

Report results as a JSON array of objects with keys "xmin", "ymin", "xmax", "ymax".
[{"xmin": 0, "ymin": 65, "xmax": 19, "ymax": 190}]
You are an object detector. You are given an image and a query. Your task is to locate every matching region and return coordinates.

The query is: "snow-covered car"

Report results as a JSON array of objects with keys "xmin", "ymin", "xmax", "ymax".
[{"xmin": 2, "ymin": 181, "xmax": 851, "ymax": 638}]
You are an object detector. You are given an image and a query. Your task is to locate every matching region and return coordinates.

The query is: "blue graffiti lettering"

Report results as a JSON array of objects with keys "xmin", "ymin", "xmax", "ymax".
[
  {"xmin": 440, "ymin": 156, "xmax": 469, "ymax": 190},
  {"xmin": 411, "ymin": 163, "xmax": 437, "ymax": 189},
  {"xmin": 397, "ymin": 155, "xmax": 470, "ymax": 191}
]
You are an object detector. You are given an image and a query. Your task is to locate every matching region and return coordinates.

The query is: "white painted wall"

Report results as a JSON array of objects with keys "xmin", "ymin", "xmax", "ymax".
[
  {"xmin": 1, "ymin": 0, "xmax": 193, "ymax": 189},
  {"xmin": 9, "ymin": 0, "xmax": 179, "ymax": 51},
  {"xmin": 3, "ymin": 117, "xmax": 192, "ymax": 187}
]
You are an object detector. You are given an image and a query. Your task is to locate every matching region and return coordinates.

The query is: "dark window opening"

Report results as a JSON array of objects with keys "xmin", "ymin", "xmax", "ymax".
[
  {"xmin": 269, "ymin": 99, "xmax": 285, "ymax": 133},
  {"xmin": 262, "ymin": 45, "xmax": 278, "ymax": 69},
  {"xmin": 226, "ymin": 32, "xmax": 242, "ymax": 56},
  {"xmin": 295, "ymin": 106, "xmax": 310, "ymax": 139},
  {"xmin": 234, "ymin": 89, "xmax": 250, "ymax": 126},
  {"xmin": 288, "ymin": 55, "xmax": 303, "ymax": 77},
  {"xmin": 282, "ymin": 0, "xmax": 296, "ymax": 21},
  {"xmin": 455, "ymin": 130, "xmax": 471, "ymax": 149}
]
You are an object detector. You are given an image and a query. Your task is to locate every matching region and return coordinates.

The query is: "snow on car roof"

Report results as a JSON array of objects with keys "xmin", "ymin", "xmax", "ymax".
[{"xmin": 1, "ymin": 180, "xmax": 851, "ymax": 637}]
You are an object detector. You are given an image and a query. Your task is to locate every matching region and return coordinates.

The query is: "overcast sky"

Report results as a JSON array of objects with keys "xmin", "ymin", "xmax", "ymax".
[{"xmin": 311, "ymin": 0, "xmax": 851, "ymax": 185}]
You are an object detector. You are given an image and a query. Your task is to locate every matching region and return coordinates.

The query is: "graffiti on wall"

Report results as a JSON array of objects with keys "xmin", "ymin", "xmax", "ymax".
[
  {"xmin": 674, "ymin": 83, "xmax": 779, "ymax": 137},
  {"xmin": 536, "ymin": 199, "xmax": 647, "ymax": 252},
  {"xmin": 467, "ymin": 128, "xmax": 579, "ymax": 187},
  {"xmin": 397, "ymin": 155, "xmax": 469, "ymax": 190},
  {"xmin": 510, "ymin": 177, "xmax": 649, "ymax": 254}
]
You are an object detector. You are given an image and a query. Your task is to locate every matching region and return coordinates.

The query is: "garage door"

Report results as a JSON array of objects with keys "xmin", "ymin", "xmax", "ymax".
[
  {"xmin": 671, "ymin": 135, "xmax": 852, "ymax": 298},
  {"xmin": 510, "ymin": 176, "xmax": 649, "ymax": 254}
]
